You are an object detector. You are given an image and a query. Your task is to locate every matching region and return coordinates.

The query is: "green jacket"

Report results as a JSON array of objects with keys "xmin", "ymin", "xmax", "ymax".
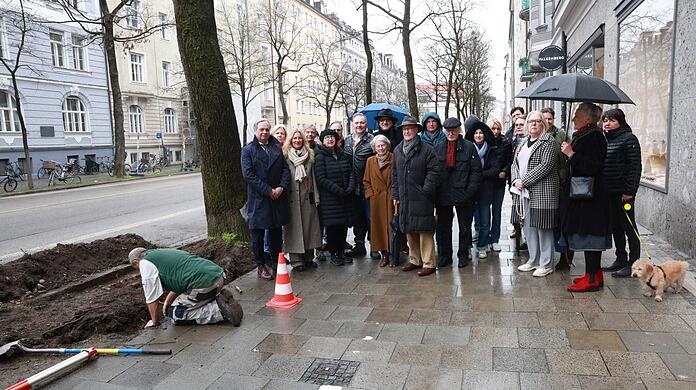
[{"xmin": 144, "ymin": 248, "xmax": 223, "ymax": 293}]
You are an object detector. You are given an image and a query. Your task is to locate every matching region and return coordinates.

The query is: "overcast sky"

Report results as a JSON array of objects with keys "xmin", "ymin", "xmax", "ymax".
[{"xmin": 324, "ymin": 0, "xmax": 510, "ymax": 119}]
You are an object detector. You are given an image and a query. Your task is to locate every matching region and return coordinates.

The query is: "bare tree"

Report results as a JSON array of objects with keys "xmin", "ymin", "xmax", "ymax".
[
  {"xmin": 360, "ymin": 0, "xmax": 373, "ymax": 104},
  {"xmin": 340, "ymin": 70, "xmax": 367, "ymax": 119},
  {"xmin": 452, "ymin": 27, "xmax": 494, "ymax": 120},
  {"xmin": 217, "ymin": 0, "xmax": 270, "ymax": 144},
  {"xmin": 0, "ymin": 0, "xmax": 39, "ymax": 189},
  {"xmin": 374, "ymin": 67, "xmax": 407, "ymax": 106},
  {"xmin": 52, "ymin": 0, "xmax": 167, "ymax": 177},
  {"xmin": 259, "ymin": 0, "xmax": 311, "ymax": 125},
  {"xmin": 417, "ymin": 44, "xmax": 447, "ymax": 113}
]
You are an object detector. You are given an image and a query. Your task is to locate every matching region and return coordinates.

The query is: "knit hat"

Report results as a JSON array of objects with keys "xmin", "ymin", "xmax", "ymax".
[
  {"xmin": 319, "ymin": 128, "xmax": 340, "ymax": 142},
  {"xmin": 463, "ymin": 115, "xmax": 480, "ymax": 131}
]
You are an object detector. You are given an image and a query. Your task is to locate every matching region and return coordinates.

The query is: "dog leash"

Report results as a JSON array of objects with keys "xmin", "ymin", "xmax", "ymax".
[{"xmin": 623, "ymin": 202, "xmax": 652, "ymax": 260}]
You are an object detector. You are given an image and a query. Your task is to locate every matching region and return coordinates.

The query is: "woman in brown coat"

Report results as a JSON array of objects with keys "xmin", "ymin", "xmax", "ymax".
[{"xmin": 363, "ymin": 135, "xmax": 395, "ymax": 267}]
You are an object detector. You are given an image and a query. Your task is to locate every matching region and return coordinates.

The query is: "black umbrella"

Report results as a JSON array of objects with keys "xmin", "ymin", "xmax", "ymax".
[{"xmin": 516, "ymin": 73, "xmax": 634, "ymax": 105}]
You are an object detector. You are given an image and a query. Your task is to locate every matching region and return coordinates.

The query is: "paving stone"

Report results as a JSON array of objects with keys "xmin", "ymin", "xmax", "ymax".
[
  {"xmin": 596, "ymin": 299, "xmax": 649, "ymax": 314},
  {"xmin": 553, "ymin": 298, "xmax": 602, "ymax": 313},
  {"xmin": 349, "ymin": 362, "xmax": 410, "ymax": 390},
  {"xmin": 451, "ymin": 311, "xmax": 540, "ymax": 328},
  {"xmin": 264, "ymin": 379, "xmax": 319, "ymax": 389},
  {"xmin": 433, "ymin": 296, "xmax": 473, "ymax": 311},
  {"xmin": 327, "ymin": 306, "xmax": 372, "ymax": 322},
  {"xmin": 440, "ymin": 345, "xmax": 492, "ymax": 371},
  {"xmin": 518, "ymin": 328, "xmax": 570, "ymax": 349},
  {"xmin": 358, "ymin": 294, "xmax": 402, "ymax": 309},
  {"xmin": 674, "ymin": 332, "xmax": 696, "ymax": 354},
  {"xmin": 174, "ymin": 325, "xmax": 231, "ymax": 345},
  {"xmin": 566, "ymin": 329, "xmax": 627, "ymax": 351},
  {"xmin": 642, "ymin": 378, "xmax": 696, "ymax": 390},
  {"xmin": 376, "ymin": 323, "xmax": 427, "ymax": 344},
  {"xmin": 297, "ymin": 336, "xmax": 352, "ymax": 359},
  {"xmin": 469, "ymin": 327, "xmax": 519, "ymax": 348},
  {"xmin": 389, "ymin": 343, "xmax": 443, "ymax": 366},
  {"xmin": 254, "ymin": 333, "xmax": 310, "ymax": 354},
  {"xmin": 292, "ymin": 304, "xmax": 338, "ymax": 321},
  {"xmin": 618, "ymin": 331, "xmax": 687, "ymax": 353},
  {"xmin": 292, "ymin": 320, "xmax": 342, "ymax": 337},
  {"xmin": 609, "ymin": 285, "xmax": 649, "ymax": 300},
  {"xmin": 324, "ymin": 294, "xmax": 367, "ymax": 306},
  {"xmin": 403, "ymin": 366, "xmax": 462, "ymax": 390},
  {"xmin": 352, "ymin": 283, "xmax": 391, "ymax": 295},
  {"xmin": 546, "ymin": 349, "xmax": 609, "ymax": 376},
  {"xmin": 408, "ymin": 309, "xmax": 452, "ymax": 325},
  {"xmin": 659, "ymin": 353, "xmax": 696, "ymax": 382},
  {"xmin": 538, "ymin": 312, "xmax": 588, "ymax": 329},
  {"xmin": 252, "ymin": 353, "xmax": 314, "ymax": 381},
  {"xmin": 513, "ymin": 298, "xmax": 557, "ymax": 312},
  {"xmin": 493, "ymin": 347, "xmax": 548, "ymax": 373},
  {"xmin": 334, "ymin": 321, "xmax": 383, "ymax": 339},
  {"xmin": 152, "ymin": 366, "xmax": 222, "ymax": 390},
  {"xmin": 72, "ymin": 357, "xmax": 138, "ymax": 382},
  {"xmin": 255, "ymin": 316, "xmax": 306, "ymax": 334},
  {"xmin": 577, "ymin": 376, "xmax": 646, "ymax": 389},
  {"xmin": 630, "ymin": 314, "xmax": 693, "ymax": 332},
  {"xmin": 601, "ymin": 350, "xmax": 674, "ymax": 379},
  {"xmin": 206, "ymin": 350, "xmax": 270, "ymax": 375},
  {"xmin": 366, "ymin": 308, "xmax": 413, "ymax": 323},
  {"xmin": 109, "ymin": 361, "xmax": 181, "ymax": 388},
  {"xmin": 422, "ymin": 325, "xmax": 471, "ymax": 346},
  {"xmin": 459, "ymin": 369, "xmax": 520, "ymax": 389},
  {"xmin": 294, "ymin": 292, "xmax": 333, "ymax": 305},
  {"xmin": 519, "ymin": 373, "xmax": 581, "ymax": 390},
  {"xmin": 473, "ymin": 297, "xmax": 515, "ymax": 312},
  {"xmin": 395, "ymin": 295, "xmax": 437, "ymax": 309},
  {"xmin": 583, "ymin": 312, "xmax": 640, "ymax": 331},
  {"xmin": 256, "ymin": 305, "xmax": 301, "ymax": 317},
  {"xmin": 341, "ymin": 339, "xmax": 396, "ymax": 362},
  {"xmin": 681, "ymin": 315, "xmax": 696, "ymax": 331},
  {"xmin": 65, "ymin": 381, "xmax": 134, "ymax": 390},
  {"xmin": 640, "ymin": 298, "xmax": 696, "ymax": 315}
]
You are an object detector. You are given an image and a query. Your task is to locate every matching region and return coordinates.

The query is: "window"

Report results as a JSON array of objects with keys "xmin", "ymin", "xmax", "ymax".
[
  {"xmin": 130, "ymin": 152, "xmax": 138, "ymax": 164},
  {"xmin": 174, "ymin": 150, "xmax": 181, "ymax": 162},
  {"xmin": 163, "ymin": 108, "xmax": 176, "ymax": 133},
  {"xmin": 618, "ymin": 0, "xmax": 675, "ymax": 190},
  {"xmin": 129, "ymin": 52, "xmax": 144, "ymax": 82},
  {"xmin": 71, "ymin": 35, "xmax": 86, "ymax": 71},
  {"xmin": 128, "ymin": 105, "xmax": 143, "ymax": 133},
  {"xmin": 50, "ymin": 30, "xmax": 65, "ymax": 67},
  {"xmin": 0, "ymin": 17, "xmax": 7, "ymax": 59},
  {"xmin": 0, "ymin": 91, "xmax": 20, "ymax": 132},
  {"xmin": 263, "ymin": 82, "xmax": 272, "ymax": 100},
  {"xmin": 62, "ymin": 96, "xmax": 88, "ymax": 132},
  {"xmin": 159, "ymin": 13, "xmax": 169, "ymax": 40},
  {"xmin": 162, "ymin": 61, "xmax": 172, "ymax": 88},
  {"xmin": 126, "ymin": 0, "xmax": 141, "ymax": 29}
]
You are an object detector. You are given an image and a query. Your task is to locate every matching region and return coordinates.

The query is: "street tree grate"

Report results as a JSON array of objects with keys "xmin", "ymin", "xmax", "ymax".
[{"xmin": 299, "ymin": 358, "xmax": 360, "ymax": 386}]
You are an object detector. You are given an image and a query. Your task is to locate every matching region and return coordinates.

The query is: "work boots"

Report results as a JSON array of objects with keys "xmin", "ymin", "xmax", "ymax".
[
  {"xmin": 346, "ymin": 241, "xmax": 367, "ymax": 257},
  {"xmin": 216, "ymin": 287, "xmax": 244, "ymax": 326}
]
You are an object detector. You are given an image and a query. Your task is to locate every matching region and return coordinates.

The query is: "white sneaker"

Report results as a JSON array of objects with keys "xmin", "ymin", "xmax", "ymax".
[
  {"xmin": 532, "ymin": 267, "xmax": 553, "ymax": 277},
  {"xmin": 477, "ymin": 250, "xmax": 487, "ymax": 259},
  {"xmin": 492, "ymin": 243, "xmax": 502, "ymax": 252},
  {"xmin": 517, "ymin": 263, "xmax": 536, "ymax": 272},
  {"xmin": 472, "ymin": 231, "xmax": 479, "ymax": 242},
  {"xmin": 485, "ymin": 245, "xmax": 491, "ymax": 253}
]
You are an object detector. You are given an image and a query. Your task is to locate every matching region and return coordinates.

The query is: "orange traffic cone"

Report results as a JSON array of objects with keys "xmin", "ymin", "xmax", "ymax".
[{"xmin": 265, "ymin": 252, "xmax": 302, "ymax": 309}]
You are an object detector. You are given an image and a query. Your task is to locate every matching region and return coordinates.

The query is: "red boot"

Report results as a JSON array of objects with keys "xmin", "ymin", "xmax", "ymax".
[
  {"xmin": 567, "ymin": 273, "xmax": 602, "ymax": 292},
  {"xmin": 573, "ymin": 271, "xmax": 604, "ymax": 286},
  {"xmin": 572, "ymin": 274, "xmax": 588, "ymax": 284}
]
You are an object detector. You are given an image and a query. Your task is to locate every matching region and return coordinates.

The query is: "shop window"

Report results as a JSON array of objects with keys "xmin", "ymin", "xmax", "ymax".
[{"xmin": 618, "ymin": 0, "xmax": 674, "ymax": 190}]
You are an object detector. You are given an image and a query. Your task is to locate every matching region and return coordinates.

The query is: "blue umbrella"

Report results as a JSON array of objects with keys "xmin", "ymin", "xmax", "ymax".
[{"xmin": 357, "ymin": 103, "xmax": 410, "ymax": 131}]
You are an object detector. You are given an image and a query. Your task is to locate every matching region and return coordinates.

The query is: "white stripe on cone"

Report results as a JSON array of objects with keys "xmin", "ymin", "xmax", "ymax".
[
  {"xmin": 277, "ymin": 262, "xmax": 289, "ymax": 275},
  {"xmin": 275, "ymin": 282, "xmax": 293, "ymax": 295}
]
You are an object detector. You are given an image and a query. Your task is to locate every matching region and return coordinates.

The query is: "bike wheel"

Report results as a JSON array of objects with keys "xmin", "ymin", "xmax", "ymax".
[
  {"xmin": 153, "ymin": 165, "xmax": 162, "ymax": 173},
  {"xmin": 64, "ymin": 175, "xmax": 82, "ymax": 185},
  {"xmin": 37, "ymin": 167, "xmax": 47, "ymax": 179},
  {"xmin": 4, "ymin": 178, "xmax": 18, "ymax": 192},
  {"xmin": 124, "ymin": 164, "xmax": 132, "ymax": 172}
]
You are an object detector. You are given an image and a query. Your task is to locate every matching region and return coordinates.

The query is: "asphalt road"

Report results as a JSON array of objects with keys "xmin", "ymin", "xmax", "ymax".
[{"xmin": 0, "ymin": 173, "xmax": 207, "ymax": 264}]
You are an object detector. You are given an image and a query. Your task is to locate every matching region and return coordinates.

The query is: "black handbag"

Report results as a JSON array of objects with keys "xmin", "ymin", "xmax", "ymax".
[{"xmin": 569, "ymin": 176, "xmax": 594, "ymax": 199}]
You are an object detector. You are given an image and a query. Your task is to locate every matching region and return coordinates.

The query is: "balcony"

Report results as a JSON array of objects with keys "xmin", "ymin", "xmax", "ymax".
[{"xmin": 519, "ymin": 0, "xmax": 530, "ymax": 21}]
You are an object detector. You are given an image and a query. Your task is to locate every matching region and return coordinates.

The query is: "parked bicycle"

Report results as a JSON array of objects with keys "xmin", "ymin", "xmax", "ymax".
[
  {"xmin": 130, "ymin": 157, "xmax": 161, "ymax": 175},
  {"xmin": 37, "ymin": 160, "xmax": 62, "ymax": 179},
  {"xmin": 5, "ymin": 161, "xmax": 26, "ymax": 181},
  {"xmin": 1, "ymin": 174, "xmax": 18, "ymax": 192},
  {"xmin": 153, "ymin": 155, "xmax": 170, "ymax": 169},
  {"xmin": 47, "ymin": 161, "xmax": 81, "ymax": 186}
]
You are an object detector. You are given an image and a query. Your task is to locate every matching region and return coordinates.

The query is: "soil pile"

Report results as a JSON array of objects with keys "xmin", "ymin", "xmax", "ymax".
[{"xmin": 183, "ymin": 239, "xmax": 256, "ymax": 281}]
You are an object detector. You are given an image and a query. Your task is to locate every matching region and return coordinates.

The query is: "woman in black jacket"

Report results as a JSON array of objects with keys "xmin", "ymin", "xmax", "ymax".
[
  {"xmin": 600, "ymin": 108, "xmax": 642, "ymax": 277},
  {"xmin": 561, "ymin": 103, "xmax": 612, "ymax": 292},
  {"xmin": 315, "ymin": 129, "xmax": 355, "ymax": 266}
]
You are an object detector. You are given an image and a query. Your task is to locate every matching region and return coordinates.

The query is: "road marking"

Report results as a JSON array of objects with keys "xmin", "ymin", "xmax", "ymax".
[{"xmin": 0, "ymin": 206, "xmax": 205, "ymax": 264}]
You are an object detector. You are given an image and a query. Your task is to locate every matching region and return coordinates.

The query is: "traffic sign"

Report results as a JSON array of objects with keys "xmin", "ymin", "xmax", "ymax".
[{"xmin": 156, "ymin": 132, "xmax": 162, "ymax": 139}]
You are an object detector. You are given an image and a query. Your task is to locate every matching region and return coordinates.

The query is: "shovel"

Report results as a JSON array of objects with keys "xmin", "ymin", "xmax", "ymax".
[{"xmin": 0, "ymin": 340, "xmax": 171, "ymax": 359}]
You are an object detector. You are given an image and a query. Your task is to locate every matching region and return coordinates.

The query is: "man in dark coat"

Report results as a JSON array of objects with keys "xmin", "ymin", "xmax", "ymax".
[
  {"xmin": 373, "ymin": 108, "xmax": 403, "ymax": 151},
  {"xmin": 393, "ymin": 116, "xmax": 440, "ymax": 276},
  {"xmin": 241, "ymin": 119, "xmax": 290, "ymax": 280},
  {"xmin": 435, "ymin": 117, "xmax": 482, "ymax": 268},
  {"xmin": 504, "ymin": 106, "xmax": 526, "ymax": 140},
  {"xmin": 600, "ymin": 108, "xmax": 642, "ymax": 277},
  {"xmin": 343, "ymin": 113, "xmax": 374, "ymax": 258}
]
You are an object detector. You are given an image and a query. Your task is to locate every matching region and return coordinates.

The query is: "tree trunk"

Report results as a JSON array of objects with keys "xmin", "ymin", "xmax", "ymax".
[
  {"xmin": 402, "ymin": 0, "xmax": 418, "ymax": 118},
  {"xmin": 362, "ymin": 0, "xmax": 373, "ymax": 104},
  {"xmin": 11, "ymin": 74, "xmax": 33, "ymax": 189},
  {"xmin": 173, "ymin": 0, "xmax": 248, "ymax": 239},
  {"xmin": 276, "ymin": 62, "xmax": 288, "ymax": 125},
  {"xmin": 100, "ymin": 3, "xmax": 126, "ymax": 177}
]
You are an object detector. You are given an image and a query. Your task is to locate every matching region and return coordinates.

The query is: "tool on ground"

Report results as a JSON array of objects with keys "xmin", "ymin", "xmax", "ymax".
[
  {"xmin": 266, "ymin": 252, "xmax": 302, "ymax": 309},
  {"xmin": 4, "ymin": 348, "xmax": 98, "ymax": 390},
  {"xmin": 0, "ymin": 340, "xmax": 172, "ymax": 359}
]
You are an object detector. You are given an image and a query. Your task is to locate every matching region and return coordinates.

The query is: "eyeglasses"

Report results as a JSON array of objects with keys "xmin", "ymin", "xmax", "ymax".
[
  {"xmin": 528, "ymin": 119, "xmax": 543, "ymax": 124},
  {"xmin": 514, "ymin": 123, "xmax": 525, "ymax": 127}
]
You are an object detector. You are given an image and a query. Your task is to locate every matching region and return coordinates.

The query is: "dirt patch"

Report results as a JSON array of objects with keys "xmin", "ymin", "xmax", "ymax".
[{"xmin": 182, "ymin": 239, "xmax": 257, "ymax": 281}]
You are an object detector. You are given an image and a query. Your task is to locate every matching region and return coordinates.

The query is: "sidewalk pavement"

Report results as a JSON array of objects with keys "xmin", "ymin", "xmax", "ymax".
[{"xmin": 45, "ymin": 198, "xmax": 696, "ymax": 390}]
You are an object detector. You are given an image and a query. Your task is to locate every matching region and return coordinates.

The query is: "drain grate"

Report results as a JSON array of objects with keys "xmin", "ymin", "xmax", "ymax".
[{"xmin": 299, "ymin": 358, "xmax": 360, "ymax": 386}]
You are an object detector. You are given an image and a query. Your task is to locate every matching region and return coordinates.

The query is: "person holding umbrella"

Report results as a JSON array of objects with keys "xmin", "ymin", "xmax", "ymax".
[
  {"xmin": 561, "ymin": 103, "xmax": 612, "ymax": 292},
  {"xmin": 373, "ymin": 109, "xmax": 403, "ymax": 151}
]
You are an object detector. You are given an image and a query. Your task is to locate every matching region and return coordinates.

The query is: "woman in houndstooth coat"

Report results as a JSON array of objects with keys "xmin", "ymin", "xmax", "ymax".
[{"xmin": 510, "ymin": 111, "xmax": 559, "ymax": 277}]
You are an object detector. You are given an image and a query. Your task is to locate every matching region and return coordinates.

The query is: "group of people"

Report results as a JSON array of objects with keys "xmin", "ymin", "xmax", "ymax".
[{"xmin": 240, "ymin": 102, "xmax": 642, "ymax": 293}]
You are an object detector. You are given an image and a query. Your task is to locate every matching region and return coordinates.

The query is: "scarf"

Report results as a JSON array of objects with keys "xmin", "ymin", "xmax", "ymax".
[
  {"xmin": 446, "ymin": 140, "xmax": 457, "ymax": 168},
  {"xmin": 475, "ymin": 141, "xmax": 488, "ymax": 167},
  {"xmin": 287, "ymin": 148, "xmax": 309, "ymax": 183},
  {"xmin": 402, "ymin": 137, "xmax": 417, "ymax": 157},
  {"xmin": 377, "ymin": 152, "xmax": 391, "ymax": 169}
]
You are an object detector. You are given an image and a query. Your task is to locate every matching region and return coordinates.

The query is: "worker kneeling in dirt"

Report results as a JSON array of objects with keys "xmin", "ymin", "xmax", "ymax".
[{"xmin": 128, "ymin": 247, "xmax": 243, "ymax": 328}]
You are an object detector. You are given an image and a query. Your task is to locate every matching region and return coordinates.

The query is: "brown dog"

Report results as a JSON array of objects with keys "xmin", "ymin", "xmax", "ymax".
[{"xmin": 631, "ymin": 259, "xmax": 689, "ymax": 302}]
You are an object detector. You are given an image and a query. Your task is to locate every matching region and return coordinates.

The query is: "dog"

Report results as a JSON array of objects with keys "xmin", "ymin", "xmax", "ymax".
[{"xmin": 631, "ymin": 259, "xmax": 689, "ymax": 302}]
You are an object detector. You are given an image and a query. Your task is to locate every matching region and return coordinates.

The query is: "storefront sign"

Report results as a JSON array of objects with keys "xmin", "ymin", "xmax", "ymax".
[{"xmin": 538, "ymin": 45, "xmax": 566, "ymax": 71}]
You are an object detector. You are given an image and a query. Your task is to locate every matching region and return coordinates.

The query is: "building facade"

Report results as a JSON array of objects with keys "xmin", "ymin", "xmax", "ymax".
[{"xmin": 0, "ymin": 0, "xmax": 112, "ymax": 174}]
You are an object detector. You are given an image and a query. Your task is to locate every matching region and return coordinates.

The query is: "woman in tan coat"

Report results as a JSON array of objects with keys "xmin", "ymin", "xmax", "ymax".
[
  {"xmin": 363, "ymin": 135, "xmax": 396, "ymax": 267},
  {"xmin": 282, "ymin": 130, "xmax": 322, "ymax": 271}
]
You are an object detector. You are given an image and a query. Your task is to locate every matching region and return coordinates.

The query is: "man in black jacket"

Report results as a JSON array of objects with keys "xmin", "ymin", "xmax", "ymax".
[
  {"xmin": 504, "ymin": 106, "xmax": 526, "ymax": 140},
  {"xmin": 435, "ymin": 118, "xmax": 482, "ymax": 268},
  {"xmin": 373, "ymin": 108, "xmax": 403, "ymax": 151},
  {"xmin": 600, "ymin": 108, "xmax": 642, "ymax": 277}
]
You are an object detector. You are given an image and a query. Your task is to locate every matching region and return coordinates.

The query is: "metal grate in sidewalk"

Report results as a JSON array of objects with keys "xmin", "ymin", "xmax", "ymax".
[{"xmin": 299, "ymin": 358, "xmax": 360, "ymax": 386}]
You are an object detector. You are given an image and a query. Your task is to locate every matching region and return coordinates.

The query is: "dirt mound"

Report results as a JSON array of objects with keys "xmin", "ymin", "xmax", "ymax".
[
  {"xmin": 0, "ymin": 234, "xmax": 152, "ymax": 302},
  {"xmin": 183, "ymin": 239, "xmax": 256, "ymax": 281}
]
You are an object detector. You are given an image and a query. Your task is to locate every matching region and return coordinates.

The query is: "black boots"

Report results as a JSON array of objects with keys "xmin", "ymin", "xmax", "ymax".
[
  {"xmin": 555, "ymin": 251, "xmax": 575, "ymax": 271},
  {"xmin": 603, "ymin": 258, "xmax": 626, "ymax": 272},
  {"xmin": 346, "ymin": 241, "xmax": 367, "ymax": 257},
  {"xmin": 612, "ymin": 261, "xmax": 634, "ymax": 278}
]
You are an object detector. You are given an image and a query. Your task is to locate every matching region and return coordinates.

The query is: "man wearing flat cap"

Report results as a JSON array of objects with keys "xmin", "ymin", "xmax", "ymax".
[
  {"xmin": 434, "ymin": 118, "xmax": 482, "ymax": 268},
  {"xmin": 392, "ymin": 116, "xmax": 440, "ymax": 276},
  {"xmin": 373, "ymin": 108, "xmax": 403, "ymax": 151}
]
